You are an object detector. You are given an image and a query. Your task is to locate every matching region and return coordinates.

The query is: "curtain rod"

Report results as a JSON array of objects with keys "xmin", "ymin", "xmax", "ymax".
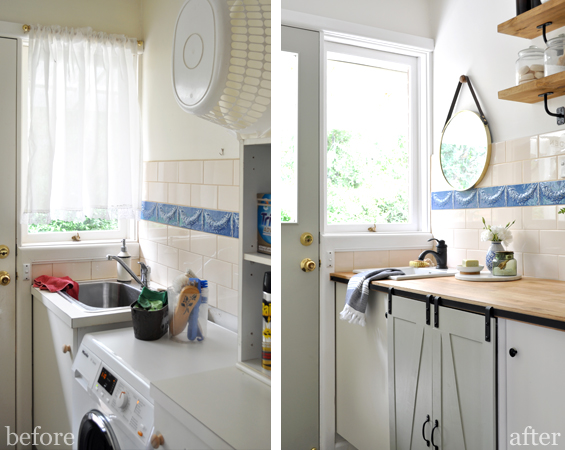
[{"xmin": 22, "ymin": 24, "xmax": 144, "ymax": 49}]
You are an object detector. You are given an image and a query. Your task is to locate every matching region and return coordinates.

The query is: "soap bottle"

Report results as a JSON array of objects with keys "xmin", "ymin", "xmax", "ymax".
[{"xmin": 117, "ymin": 239, "xmax": 132, "ymax": 282}]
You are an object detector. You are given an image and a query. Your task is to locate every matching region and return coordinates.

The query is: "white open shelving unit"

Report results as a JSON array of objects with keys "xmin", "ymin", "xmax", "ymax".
[{"xmin": 237, "ymin": 138, "xmax": 271, "ymax": 386}]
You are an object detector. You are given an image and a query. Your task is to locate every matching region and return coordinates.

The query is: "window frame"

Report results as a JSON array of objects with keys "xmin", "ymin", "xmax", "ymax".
[{"xmin": 321, "ymin": 33, "xmax": 431, "ymax": 236}]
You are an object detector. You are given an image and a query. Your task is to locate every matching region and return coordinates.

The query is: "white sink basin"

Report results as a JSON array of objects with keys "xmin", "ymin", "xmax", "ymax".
[{"xmin": 352, "ymin": 266, "xmax": 457, "ymax": 280}]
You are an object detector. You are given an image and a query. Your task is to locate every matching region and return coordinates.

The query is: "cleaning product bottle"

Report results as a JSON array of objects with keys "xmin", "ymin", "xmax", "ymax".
[
  {"xmin": 262, "ymin": 271, "xmax": 271, "ymax": 370},
  {"xmin": 117, "ymin": 239, "xmax": 132, "ymax": 282}
]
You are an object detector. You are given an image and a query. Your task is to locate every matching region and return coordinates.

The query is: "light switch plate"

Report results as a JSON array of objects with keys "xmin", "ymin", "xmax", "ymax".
[{"xmin": 22, "ymin": 263, "xmax": 31, "ymax": 281}]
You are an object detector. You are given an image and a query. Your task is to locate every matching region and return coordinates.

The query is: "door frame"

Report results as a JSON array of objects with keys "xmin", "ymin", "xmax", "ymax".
[{"xmin": 282, "ymin": 10, "xmax": 434, "ymax": 449}]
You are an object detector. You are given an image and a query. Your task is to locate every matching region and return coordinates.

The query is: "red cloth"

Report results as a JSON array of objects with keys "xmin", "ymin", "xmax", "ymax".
[{"xmin": 33, "ymin": 275, "xmax": 79, "ymax": 300}]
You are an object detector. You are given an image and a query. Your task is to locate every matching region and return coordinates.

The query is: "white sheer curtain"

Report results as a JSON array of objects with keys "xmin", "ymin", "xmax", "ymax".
[{"xmin": 23, "ymin": 25, "xmax": 141, "ymax": 224}]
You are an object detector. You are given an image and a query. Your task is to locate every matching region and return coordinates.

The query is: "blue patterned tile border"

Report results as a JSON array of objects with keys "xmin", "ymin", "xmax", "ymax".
[
  {"xmin": 507, "ymin": 183, "xmax": 539, "ymax": 207},
  {"xmin": 431, "ymin": 181, "xmax": 565, "ymax": 210},
  {"xmin": 454, "ymin": 189, "xmax": 478, "ymax": 209},
  {"xmin": 431, "ymin": 191, "xmax": 453, "ymax": 210},
  {"xmin": 478, "ymin": 186, "xmax": 506, "ymax": 208},
  {"xmin": 141, "ymin": 201, "xmax": 239, "ymax": 238},
  {"xmin": 540, "ymin": 180, "xmax": 565, "ymax": 205}
]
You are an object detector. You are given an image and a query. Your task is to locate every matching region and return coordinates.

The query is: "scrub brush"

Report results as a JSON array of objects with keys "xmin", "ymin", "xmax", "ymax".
[
  {"xmin": 409, "ymin": 258, "xmax": 433, "ymax": 268},
  {"xmin": 187, "ymin": 279, "xmax": 207, "ymax": 341}
]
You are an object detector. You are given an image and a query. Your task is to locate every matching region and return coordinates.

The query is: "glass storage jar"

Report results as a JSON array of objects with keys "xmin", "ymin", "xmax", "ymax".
[
  {"xmin": 516, "ymin": 46, "xmax": 544, "ymax": 85},
  {"xmin": 492, "ymin": 251, "xmax": 517, "ymax": 277},
  {"xmin": 545, "ymin": 34, "xmax": 565, "ymax": 76}
]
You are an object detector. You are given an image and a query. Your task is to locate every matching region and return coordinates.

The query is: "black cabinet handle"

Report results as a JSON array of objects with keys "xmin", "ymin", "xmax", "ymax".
[
  {"xmin": 509, "ymin": 348, "xmax": 518, "ymax": 357},
  {"xmin": 422, "ymin": 415, "xmax": 430, "ymax": 447},
  {"xmin": 431, "ymin": 419, "xmax": 439, "ymax": 450}
]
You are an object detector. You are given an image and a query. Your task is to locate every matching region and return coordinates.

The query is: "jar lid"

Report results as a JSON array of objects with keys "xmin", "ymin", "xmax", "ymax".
[
  {"xmin": 495, "ymin": 251, "xmax": 514, "ymax": 259},
  {"xmin": 547, "ymin": 34, "xmax": 565, "ymax": 47},
  {"xmin": 518, "ymin": 45, "xmax": 544, "ymax": 57}
]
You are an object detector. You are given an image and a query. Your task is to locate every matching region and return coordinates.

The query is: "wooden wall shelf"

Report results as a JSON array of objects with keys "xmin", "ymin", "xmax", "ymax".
[
  {"xmin": 498, "ymin": 0, "xmax": 565, "ymax": 39},
  {"xmin": 498, "ymin": 71, "xmax": 565, "ymax": 103}
]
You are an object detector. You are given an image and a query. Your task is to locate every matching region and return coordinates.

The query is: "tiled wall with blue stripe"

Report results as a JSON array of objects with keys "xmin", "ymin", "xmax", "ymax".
[
  {"xmin": 431, "ymin": 181, "xmax": 565, "ymax": 210},
  {"xmin": 141, "ymin": 201, "xmax": 239, "ymax": 238}
]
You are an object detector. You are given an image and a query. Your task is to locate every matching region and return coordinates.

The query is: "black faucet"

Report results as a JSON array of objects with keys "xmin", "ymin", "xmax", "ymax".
[{"xmin": 418, "ymin": 238, "xmax": 448, "ymax": 269}]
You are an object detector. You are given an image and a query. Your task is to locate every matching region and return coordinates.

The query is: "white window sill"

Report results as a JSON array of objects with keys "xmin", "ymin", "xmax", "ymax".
[
  {"xmin": 322, "ymin": 231, "xmax": 433, "ymax": 251},
  {"xmin": 19, "ymin": 241, "xmax": 140, "ymax": 264}
]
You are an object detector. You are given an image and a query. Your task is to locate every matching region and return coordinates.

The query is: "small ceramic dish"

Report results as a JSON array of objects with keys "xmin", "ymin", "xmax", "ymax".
[{"xmin": 456, "ymin": 265, "xmax": 484, "ymax": 274}]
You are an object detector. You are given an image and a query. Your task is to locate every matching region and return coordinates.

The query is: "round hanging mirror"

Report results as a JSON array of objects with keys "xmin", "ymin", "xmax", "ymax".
[{"xmin": 440, "ymin": 110, "xmax": 491, "ymax": 191}]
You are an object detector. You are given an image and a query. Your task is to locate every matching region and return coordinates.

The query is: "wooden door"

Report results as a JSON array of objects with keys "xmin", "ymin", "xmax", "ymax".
[
  {"xmin": 388, "ymin": 295, "xmax": 433, "ymax": 450},
  {"xmin": 432, "ymin": 306, "xmax": 496, "ymax": 450},
  {"xmin": 0, "ymin": 36, "xmax": 18, "ymax": 446}
]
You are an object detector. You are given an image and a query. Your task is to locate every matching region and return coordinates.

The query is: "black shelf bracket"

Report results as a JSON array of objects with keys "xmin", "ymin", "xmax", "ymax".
[
  {"xmin": 426, "ymin": 295, "xmax": 432, "ymax": 326},
  {"xmin": 539, "ymin": 92, "xmax": 565, "ymax": 125},
  {"xmin": 388, "ymin": 287, "xmax": 394, "ymax": 314},
  {"xmin": 434, "ymin": 297, "xmax": 440, "ymax": 328},
  {"xmin": 537, "ymin": 22, "xmax": 553, "ymax": 44},
  {"xmin": 485, "ymin": 306, "xmax": 494, "ymax": 342}
]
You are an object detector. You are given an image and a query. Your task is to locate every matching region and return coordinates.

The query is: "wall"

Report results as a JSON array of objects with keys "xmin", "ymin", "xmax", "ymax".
[
  {"xmin": 282, "ymin": 0, "xmax": 432, "ymax": 39},
  {"xmin": 140, "ymin": 0, "xmax": 240, "ymax": 162},
  {"xmin": 0, "ymin": 0, "xmax": 142, "ymax": 36}
]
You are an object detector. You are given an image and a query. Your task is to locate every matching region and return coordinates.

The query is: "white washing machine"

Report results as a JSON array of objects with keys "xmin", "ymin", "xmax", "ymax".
[{"xmin": 71, "ymin": 324, "xmax": 238, "ymax": 450}]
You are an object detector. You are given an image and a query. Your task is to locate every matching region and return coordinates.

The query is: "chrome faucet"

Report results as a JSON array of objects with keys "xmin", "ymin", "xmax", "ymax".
[
  {"xmin": 106, "ymin": 255, "xmax": 151, "ymax": 288},
  {"xmin": 418, "ymin": 238, "xmax": 448, "ymax": 269}
]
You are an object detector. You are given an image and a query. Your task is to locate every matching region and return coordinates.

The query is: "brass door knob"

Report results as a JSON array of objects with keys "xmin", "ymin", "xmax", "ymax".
[
  {"xmin": 300, "ymin": 258, "xmax": 317, "ymax": 272},
  {"xmin": 62, "ymin": 345, "xmax": 71, "ymax": 354},
  {"xmin": 300, "ymin": 232, "xmax": 314, "ymax": 246},
  {"xmin": 150, "ymin": 433, "xmax": 165, "ymax": 448},
  {"xmin": 0, "ymin": 271, "xmax": 11, "ymax": 286},
  {"xmin": 0, "ymin": 245, "xmax": 9, "ymax": 259}
]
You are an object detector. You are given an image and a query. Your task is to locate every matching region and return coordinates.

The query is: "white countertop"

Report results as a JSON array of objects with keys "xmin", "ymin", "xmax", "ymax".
[{"xmin": 151, "ymin": 367, "xmax": 271, "ymax": 450}]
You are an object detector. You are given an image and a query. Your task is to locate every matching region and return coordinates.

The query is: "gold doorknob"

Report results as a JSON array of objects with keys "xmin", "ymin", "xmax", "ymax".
[
  {"xmin": 0, "ymin": 271, "xmax": 11, "ymax": 286},
  {"xmin": 150, "ymin": 433, "xmax": 165, "ymax": 448},
  {"xmin": 300, "ymin": 258, "xmax": 316, "ymax": 272},
  {"xmin": 62, "ymin": 345, "xmax": 71, "ymax": 354},
  {"xmin": 0, "ymin": 246, "xmax": 9, "ymax": 259},
  {"xmin": 300, "ymin": 232, "xmax": 314, "ymax": 246}
]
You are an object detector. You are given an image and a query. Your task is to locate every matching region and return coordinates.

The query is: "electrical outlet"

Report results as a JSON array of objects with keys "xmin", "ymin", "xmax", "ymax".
[
  {"xmin": 326, "ymin": 251, "xmax": 334, "ymax": 268},
  {"xmin": 22, "ymin": 263, "xmax": 31, "ymax": 281}
]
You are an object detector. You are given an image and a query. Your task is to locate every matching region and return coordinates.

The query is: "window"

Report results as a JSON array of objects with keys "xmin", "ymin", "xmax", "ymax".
[{"xmin": 323, "ymin": 41, "xmax": 425, "ymax": 233}]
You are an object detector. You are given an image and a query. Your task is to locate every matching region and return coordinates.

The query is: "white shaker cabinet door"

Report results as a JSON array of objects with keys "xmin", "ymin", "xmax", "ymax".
[{"xmin": 501, "ymin": 319, "xmax": 565, "ymax": 449}]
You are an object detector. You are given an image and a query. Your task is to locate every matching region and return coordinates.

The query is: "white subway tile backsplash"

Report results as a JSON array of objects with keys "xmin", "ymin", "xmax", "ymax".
[
  {"xmin": 158, "ymin": 244, "xmax": 179, "ymax": 269},
  {"xmin": 523, "ymin": 157, "xmax": 557, "ymax": 183},
  {"xmin": 167, "ymin": 268, "xmax": 184, "ymax": 287},
  {"xmin": 492, "ymin": 207, "xmax": 523, "ymax": 231},
  {"xmin": 52, "ymin": 262, "xmax": 91, "ymax": 281},
  {"xmin": 204, "ymin": 161, "xmax": 234, "ymax": 186},
  {"xmin": 168, "ymin": 226, "xmax": 191, "ymax": 251},
  {"xmin": 178, "ymin": 250, "xmax": 203, "ymax": 277},
  {"xmin": 32, "ymin": 264, "xmax": 53, "ymax": 279},
  {"xmin": 191, "ymin": 184, "xmax": 218, "ymax": 209},
  {"xmin": 92, "ymin": 260, "xmax": 118, "ymax": 280},
  {"xmin": 540, "ymin": 230, "xmax": 565, "ymax": 255},
  {"xmin": 146, "ymin": 222, "xmax": 168, "ymax": 245},
  {"xmin": 233, "ymin": 160, "xmax": 240, "ymax": 186},
  {"xmin": 508, "ymin": 230, "xmax": 540, "ymax": 254},
  {"xmin": 447, "ymin": 248, "xmax": 467, "ymax": 268},
  {"xmin": 539, "ymin": 130, "xmax": 565, "ymax": 157},
  {"xmin": 207, "ymin": 281, "xmax": 217, "ymax": 308},
  {"xmin": 492, "ymin": 162, "xmax": 522, "ymax": 186},
  {"xmin": 218, "ymin": 186, "xmax": 240, "ymax": 212},
  {"xmin": 353, "ymin": 251, "xmax": 389, "ymax": 270},
  {"xmin": 190, "ymin": 230, "xmax": 217, "ymax": 257},
  {"xmin": 139, "ymin": 220, "xmax": 148, "ymax": 240},
  {"xmin": 142, "ymin": 182, "xmax": 149, "ymax": 201},
  {"xmin": 203, "ymin": 257, "xmax": 232, "ymax": 288},
  {"xmin": 158, "ymin": 162, "xmax": 178, "ymax": 183},
  {"xmin": 432, "ymin": 210, "xmax": 466, "ymax": 230},
  {"xmin": 232, "ymin": 264, "xmax": 239, "ymax": 292},
  {"xmin": 506, "ymin": 135, "xmax": 537, "ymax": 162},
  {"xmin": 476, "ymin": 165, "xmax": 493, "ymax": 188},
  {"xmin": 179, "ymin": 161, "xmax": 203, "ymax": 184},
  {"xmin": 217, "ymin": 236, "xmax": 239, "ymax": 264},
  {"xmin": 491, "ymin": 142, "xmax": 506, "ymax": 164},
  {"xmin": 145, "ymin": 162, "xmax": 158, "ymax": 182},
  {"xmin": 432, "ymin": 229, "xmax": 454, "ymax": 249},
  {"xmin": 453, "ymin": 229, "xmax": 479, "ymax": 249},
  {"xmin": 168, "ymin": 183, "xmax": 191, "ymax": 206},
  {"xmin": 149, "ymin": 260, "xmax": 168, "ymax": 286},
  {"xmin": 139, "ymin": 239, "xmax": 158, "ymax": 262},
  {"xmin": 389, "ymin": 249, "xmax": 425, "ymax": 267},
  {"xmin": 217, "ymin": 286, "xmax": 238, "ymax": 316},
  {"xmin": 523, "ymin": 253, "xmax": 558, "ymax": 280},
  {"xmin": 558, "ymin": 155, "xmax": 565, "ymax": 179},
  {"xmin": 466, "ymin": 209, "xmax": 491, "ymax": 229},
  {"xmin": 466, "ymin": 249, "xmax": 487, "ymax": 268},
  {"xmin": 147, "ymin": 182, "xmax": 168, "ymax": 203},
  {"xmin": 335, "ymin": 252, "xmax": 354, "ymax": 272},
  {"xmin": 558, "ymin": 256, "xmax": 565, "ymax": 281},
  {"xmin": 523, "ymin": 206, "xmax": 556, "ymax": 230}
]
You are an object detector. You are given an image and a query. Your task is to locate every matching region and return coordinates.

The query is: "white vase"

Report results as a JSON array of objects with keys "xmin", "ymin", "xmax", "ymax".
[{"xmin": 486, "ymin": 241, "xmax": 504, "ymax": 273}]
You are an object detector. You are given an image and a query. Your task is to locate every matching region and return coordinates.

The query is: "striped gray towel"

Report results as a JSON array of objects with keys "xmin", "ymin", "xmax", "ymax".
[{"xmin": 340, "ymin": 268, "xmax": 405, "ymax": 326}]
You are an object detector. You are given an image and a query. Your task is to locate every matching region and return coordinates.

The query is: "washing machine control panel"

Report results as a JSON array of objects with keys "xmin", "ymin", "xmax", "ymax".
[{"xmin": 94, "ymin": 366, "xmax": 154, "ymax": 445}]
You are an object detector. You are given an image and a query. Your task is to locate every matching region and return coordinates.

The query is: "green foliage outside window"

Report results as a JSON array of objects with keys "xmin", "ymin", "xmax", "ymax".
[
  {"xmin": 28, "ymin": 217, "xmax": 118, "ymax": 233},
  {"xmin": 327, "ymin": 129, "xmax": 409, "ymax": 225}
]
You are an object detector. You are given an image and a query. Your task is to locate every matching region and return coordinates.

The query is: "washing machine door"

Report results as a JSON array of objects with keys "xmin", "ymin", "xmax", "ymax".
[{"xmin": 78, "ymin": 410, "xmax": 121, "ymax": 450}]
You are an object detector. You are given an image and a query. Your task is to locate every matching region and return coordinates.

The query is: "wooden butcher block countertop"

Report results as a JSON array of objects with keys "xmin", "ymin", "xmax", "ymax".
[{"xmin": 331, "ymin": 272, "xmax": 565, "ymax": 325}]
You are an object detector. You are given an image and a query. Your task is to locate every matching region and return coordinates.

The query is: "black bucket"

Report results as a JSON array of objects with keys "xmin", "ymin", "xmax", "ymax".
[{"xmin": 131, "ymin": 304, "xmax": 169, "ymax": 341}]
